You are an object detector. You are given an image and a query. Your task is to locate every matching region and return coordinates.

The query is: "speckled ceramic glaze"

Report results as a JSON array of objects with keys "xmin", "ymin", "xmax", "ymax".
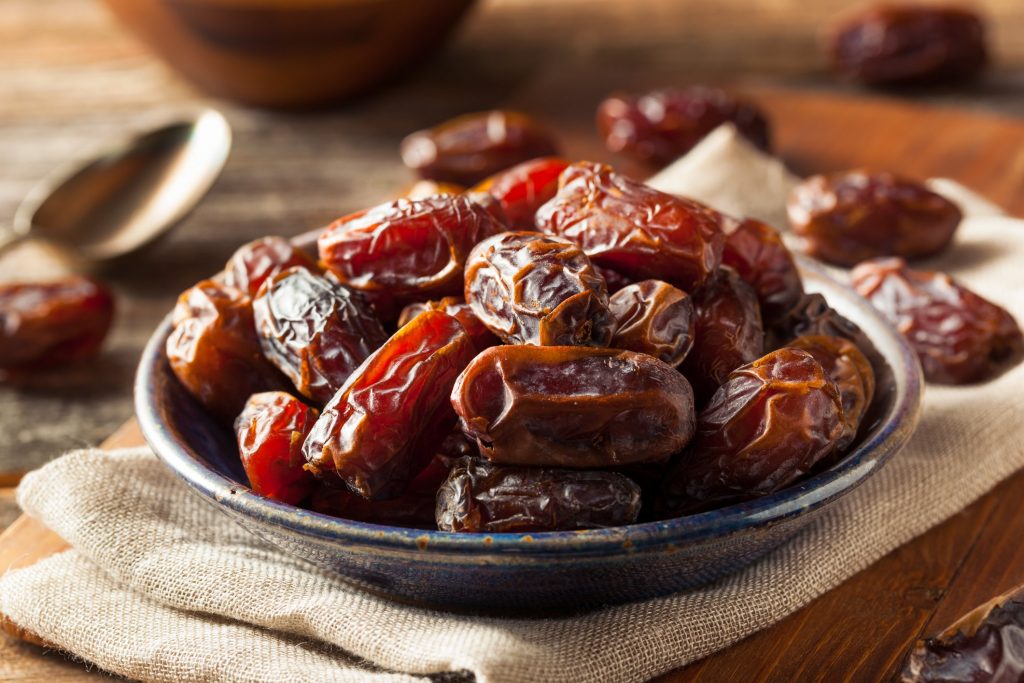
[{"xmin": 135, "ymin": 253, "xmax": 922, "ymax": 612}]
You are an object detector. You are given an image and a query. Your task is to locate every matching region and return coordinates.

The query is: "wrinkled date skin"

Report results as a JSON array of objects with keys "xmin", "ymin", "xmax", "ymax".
[
  {"xmin": 594, "ymin": 264, "xmax": 633, "ymax": 294},
  {"xmin": 253, "ymin": 267, "xmax": 388, "ymax": 405},
  {"xmin": 852, "ymin": 257, "xmax": 1023, "ymax": 384},
  {"xmin": 166, "ymin": 280, "xmax": 284, "ymax": 421},
  {"xmin": 608, "ymin": 280, "xmax": 695, "ymax": 367},
  {"xmin": 234, "ymin": 392, "xmax": 318, "ymax": 505},
  {"xmin": 722, "ymin": 218, "xmax": 804, "ymax": 323},
  {"xmin": 318, "ymin": 194, "xmax": 504, "ymax": 306},
  {"xmin": 788, "ymin": 170, "xmax": 962, "ymax": 267},
  {"xmin": 768, "ymin": 291, "xmax": 870, "ymax": 352},
  {"xmin": 535, "ymin": 162, "xmax": 725, "ymax": 292},
  {"xmin": 596, "ymin": 87, "xmax": 771, "ymax": 166},
  {"xmin": 223, "ymin": 236, "xmax": 319, "ymax": 298},
  {"xmin": 659, "ymin": 348, "xmax": 845, "ymax": 516},
  {"xmin": 400, "ymin": 110, "xmax": 560, "ymax": 186},
  {"xmin": 682, "ymin": 267, "xmax": 765, "ymax": 405},
  {"xmin": 827, "ymin": 5, "xmax": 988, "ymax": 86},
  {"xmin": 472, "ymin": 157, "xmax": 570, "ymax": 230},
  {"xmin": 436, "ymin": 458, "xmax": 642, "ymax": 532},
  {"xmin": 397, "ymin": 296, "xmax": 498, "ymax": 351},
  {"xmin": 452, "ymin": 345, "xmax": 696, "ymax": 468},
  {"xmin": 0, "ymin": 276, "xmax": 115, "ymax": 372},
  {"xmin": 303, "ymin": 311, "xmax": 476, "ymax": 499},
  {"xmin": 788, "ymin": 335, "xmax": 875, "ymax": 451},
  {"xmin": 464, "ymin": 231, "xmax": 615, "ymax": 347}
]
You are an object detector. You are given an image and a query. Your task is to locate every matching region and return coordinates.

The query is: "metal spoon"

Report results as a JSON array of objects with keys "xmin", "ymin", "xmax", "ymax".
[{"xmin": 0, "ymin": 109, "xmax": 231, "ymax": 262}]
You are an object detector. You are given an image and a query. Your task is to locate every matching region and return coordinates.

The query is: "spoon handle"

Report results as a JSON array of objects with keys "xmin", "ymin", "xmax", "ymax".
[{"xmin": 0, "ymin": 228, "xmax": 26, "ymax": 258}]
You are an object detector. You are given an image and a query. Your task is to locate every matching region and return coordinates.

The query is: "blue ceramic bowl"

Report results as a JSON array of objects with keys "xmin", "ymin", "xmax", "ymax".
[{"xmin": 135, "ymin": 253, "xmax": 922, "ymax": 612}]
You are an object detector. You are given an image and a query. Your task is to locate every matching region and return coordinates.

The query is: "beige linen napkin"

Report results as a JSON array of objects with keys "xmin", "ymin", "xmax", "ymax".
[{"xmin": 3, "ymin": 130, "xmax": 1024, "ymax": 683}]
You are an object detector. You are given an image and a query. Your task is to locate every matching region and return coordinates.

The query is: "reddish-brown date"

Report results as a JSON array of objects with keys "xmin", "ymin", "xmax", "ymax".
[
  {"xmin": 402, "ymin": 179, "xmax": 465, "ymax": 199},
  {"xmin": 303, "ymin": 311, "xmax": 475, "ymax": 499},
  {"xmin": 852, "ymin": 257, "xmax": 1022, "ymax": 384},
  {"xmin": 234, "ymin": 392, "xmax": 318, "ymax": 505},
  {"xmin": 659, "ymin": 348, "xmax": 845, "ymax": 516},
  {"xmin": 471, "ymin": 157, "xmax": 570, "ymax": 230},
  {"xmin": 166, "ymin": 280, "xmax": 284, "ymax": 421},
  {"xmin": 0, "ymin": 276, "xmax": 114, "ymax": 372},
  {"xmin": 397, "ymin": 296, "xmax": 498, "ymax": 351},
  {"xmin": 464, "ymin": 231, "xmax": 614, "ymax": 347},
  {"xmin": 681, "ymin": 267, "xmax": 764, "ymax": 405},
  {"xmin": 597, "ymin": 87, "xmax": 771, "ymax": 166},
  {"xmin": 788, "ymin": 335, "xmax": 875, "ymax": 451},
  {"xmin": 318, "ymin": 193, "xmax": 504, "ymax": 306},
  {"xmin": 535, "ymin": 162, "xmax": 725, "ymax": 292},
  {"xmin": 768, "ymin": 291, "xmax": 869, "ymax": 351},
  {"xmin": 608, "ymin": 280, "xmax": 695, "ymax": 367},
  {"xmin": 827, "ymin": 5, "xmax": 988, "ymax": 86},
  {"xmin": 787, "ymin": 170, "xmax": 962, "ymax": 267},
  {"xmin": 400, "ymin": 110, "xmax": 560, "ymax": 186},
  {"xmin": 452, "ymin": 345, "xmax": 696, "ymax": 468},
  {"xmin": 436, "ymin": 458, "xmax": 642, "ymax": 532},
  {"xmin": 721, "ymin": 217, "xmax": 803, "ymax": 323},
  {"xmin": 594, "ymin": 264, "xmax": 633, "ymax": 294},
  {"xmin": 223, "ymin": 236, "xmax": 318, "ymax": 298},
  {"xmin": 253, "ymin": 267, "xmax": 388, "ymax": 405}
]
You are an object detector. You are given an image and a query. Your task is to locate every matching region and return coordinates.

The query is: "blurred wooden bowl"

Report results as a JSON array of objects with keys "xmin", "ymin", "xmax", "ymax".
[{"xmin": 100, "ymin": 0, "xmax": 477, "ymax": 108}]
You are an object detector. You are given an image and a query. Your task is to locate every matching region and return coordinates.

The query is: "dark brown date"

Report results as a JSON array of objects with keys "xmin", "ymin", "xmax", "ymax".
[
  {"xmin": 452, "ymin": 345, "xmax": 696, "ymax": 468},
  {"xmin": 253, "ymin": 267, "xmax": 388, "ymax": 405},
  {"xmin": 721, "ymin": 217, "xmax": 803, "ymax": 323},
  {"xmin": 681, "ymin": 267, "xmax": 764, "ymax": 405},
  {"xmin": 436, "ymin": 458, "xmax": 642, "ymax": 532},
  {"xmin": 535, "ymin": 162, "xmax": 725, "ymax": 292},
  {"xmin": 318, "ymin": 193, "xmax": 504, "ymax": 306},
  {"xmin": 223, "ymin": 236, "xmax": 318, "ymax": 298},
  {"xmin": 0, "ymin": 276, "xmax": 114, "ymax": 372},
  {"xmin": 827, "ymin": 5, "xmax": 988, "ymax": 86},
  {"xmin": 471, "ymin": 157, "xmax": 570, "ymax": 230},
  {"xmin": 397, "ymin": 296, "xmax": 498, "ymax": 351},
  {"xmin": 166, "ymin": 280, "xmax": 284, "ymax": 421},
  {"xmin": 400, "ymin": 110, "xmax": 560, "ymax": 186},
  {"xmin": 596, "ymin": 87, "xmax": 771, "ymax": 166},
  {"xmin": 659, "ymin": 348, "xmax": 845, "ymax": 516},
  {"xmin": 768, "ymin": 292, "xmax": 868, "ymax": 350},
  {"xmin": 852, "ymin": 257, "xmax": 1022, "ymax": 384},
  {"xmin": 303, "ymin": 311, "xmax": 475, "ymax": 499},
  {"xmin": 787, "ymin": 170, "xmax": 962, "ymax": 267},
  {"xmin": 788, "ymin": 335, "xmax": 875, "ymax": 451},
  {"xmin": 234, "ymin": 392, "xmax": 318, "ymax": 505},
  {"xmin": 608, "ymin": 280, "xmax": 695, "ymax": 367},
  {"xmin": 594, "ymin": 264, "xmax": 633, "ymax": 294},
  {"xmin": 464, "ymin": 231, "xmax": 614, "ymax": 347}
]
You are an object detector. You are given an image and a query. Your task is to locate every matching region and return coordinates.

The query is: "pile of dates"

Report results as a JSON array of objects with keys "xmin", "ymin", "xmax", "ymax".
[{"xmin": 167, "ymin": 130, "xmax": 893, "ymax": 533}]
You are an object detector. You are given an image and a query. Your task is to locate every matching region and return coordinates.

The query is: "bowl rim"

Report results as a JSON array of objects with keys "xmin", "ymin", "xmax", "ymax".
[{"xmin": 135, "ymin": 254, "xmax": 923, "ymax": 557}]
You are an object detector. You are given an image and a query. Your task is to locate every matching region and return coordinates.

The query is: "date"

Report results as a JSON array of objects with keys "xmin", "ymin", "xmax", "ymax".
[
  {"xmin": 235, "ymin": 392, "xmax": 318, "ymax": 505},
  {"xmin": 721, "ymin": 217, "xmax": 803, "ymax": 323},
  {"xmin": 397, "ymin": 296, "xmax": 498, "ymax": 351},
  {"xmin": 452, "ymin": 345, "xmax": 696, "ymax": 468},
  {"xmin": 608, "ymin": 279, "xmax": 695, "ymax": 367},
  {"xmin": 402, "ymin": 179, "xmax": 465, "ymax": 199},
  {"xmin": 223, "ymin": 236, "xmax": 318, "ymax": 298},
  {"xmin": 471, "ymin": 157, "xmax": 570, "ymax": 230}
]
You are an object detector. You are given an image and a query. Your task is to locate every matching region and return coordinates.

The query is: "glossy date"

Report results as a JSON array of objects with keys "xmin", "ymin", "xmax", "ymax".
[
  {"xmin": 397, "ymin": 296, "xmax": 498, "ymax": 351},
  {"xmin": 608, "ymin": 279, "xmax": 694, "ymax": 367},
  {"xmin": 471, "ymin": 157, "xmax": 569, "ymax": 230},
  {"xmin": 721, "ymin": 217, "xmax": 803, "ymax": 323},
  {"xmin": 235, "ymin": 391, "xmax": 318, "ymax": 505},
  {"xmin": 223, "ymin": 236, "xmax": 318, "ymax": 298}
]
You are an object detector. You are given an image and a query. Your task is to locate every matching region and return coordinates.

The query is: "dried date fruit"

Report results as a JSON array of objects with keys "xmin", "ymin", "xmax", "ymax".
[
  {"xmin": 234, "ymin": 392, "xmax": 318, "ymax": 505},
  {"xmin": 318, "ymin": 193, "xmax": 504, "ymax": 306},
  {"xmin": 436, "ymin": 458, "xmax": 642, "ymax": 532},
  {"xmin": 253, "ymin": 267, "xmax": 388, "ymax": 405},
  {"xmin": 535, "ymin": 162, "xmax": 725, "ymax": 292},
  {"xmin": 471, "ymin": 157, "xmax": 570, "ymax": 230},
  {"xmin": 768, "ymin": 291, "xmax": 867, "ymax": 350},
  {"xmin": 397, "ymin": 296, "xmax": 498, "ymax": 351},
  {"xmin": 594, "ymin": 264, "xmax": 633, "ymax": 294},
  {"xmin": 787, "ymin": 170, "xmax": 962, "ymax": 267},
  {"xmin": 659, "ymin": 348, "xmax": 845, "ymax": 516},
  {"xmin": 223, "ymin": 236, "xmax": 318, "ymax": 298},
  {"xmin": 852, "ymin": 257, "xmax": 1022, "ymax": 384},
  {"xmin": 436, "ymin": 428, "xmax": 478, "ymax": 465},
  {"xmin": 597, "ymin": 87, "xmax": 771, "ymax": 166},
  {"xmin": 402, "ymin": 180, "xmax": 465, "ymax": 199},
  {"xmin": 788, "ymin": 335, "xmax": 875, "ymax": 451},
  {"xmin": 0, "ymin": 276, "xmax": 114, "ymax": 372},
  {"xmin": 827, "ymin": 5, "xmax": 987, "ymax": 86},
  {"xmin": 681, "ymin": 267, "xmax": 764, "ymax": 404},
  {"xmin": 452, "ymin": 345, "xmax": 696, "ymax": 468},
  {"xmin": 400, "ymin": 110, "xmax": 560, "ymax": 186},
  {"xmin": 608, "ymin": 280, "xmax": 695, "ymax": 367},
  {"xmin": 166, "ymin": 280, "xmax": 284, "ymax": 421},
  {"xmin": 721, "ymin": 217, "xmax": 803, "ymax": 323},
  {"xmin": 303, "ymin": 311, "xmax": 475, "ymax": 499},
  {"xmin": 464, "ymin": 231, "xmax": 614, "ymax": 347}
]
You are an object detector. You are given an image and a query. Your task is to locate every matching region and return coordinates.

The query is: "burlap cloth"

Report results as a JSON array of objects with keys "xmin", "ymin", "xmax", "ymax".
[{"xmin": 2, "ymin": 127, "xmax": 1023, "ymax": 683}]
